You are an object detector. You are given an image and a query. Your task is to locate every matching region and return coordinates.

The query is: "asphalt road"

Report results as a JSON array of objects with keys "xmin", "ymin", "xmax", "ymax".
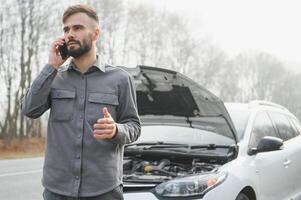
[{"xmin": 0, "ymin": 157, "xmax": 44, "ymax": 200}]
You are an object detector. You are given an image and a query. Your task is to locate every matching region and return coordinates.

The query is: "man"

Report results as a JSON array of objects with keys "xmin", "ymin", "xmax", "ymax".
[{"xmin": 21, "ymin": 4, "xmax": 141, "ymax": 200}]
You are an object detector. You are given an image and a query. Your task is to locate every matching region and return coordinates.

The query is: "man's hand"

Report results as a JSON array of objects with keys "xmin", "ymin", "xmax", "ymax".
[
  {"xmin": 93, "ymin": 107, "xmax": 117, "ymax": 140},
  {"xmin": 48, "ymin": 37, "xmax": 67, "ymax": 69}
]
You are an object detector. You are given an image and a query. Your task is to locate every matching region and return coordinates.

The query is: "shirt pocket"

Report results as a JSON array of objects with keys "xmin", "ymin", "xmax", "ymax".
[
  {"xmin": 50, "ymin": 89, "xmax": 76, "ymax": 122},
  {"xmin": 87, "ymin": 92, "xmax": 119, "ymax": 124}
]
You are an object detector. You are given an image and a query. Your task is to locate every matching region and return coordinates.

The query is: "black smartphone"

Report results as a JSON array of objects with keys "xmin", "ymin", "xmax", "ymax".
[{"xmin": 58, "ymin": 42, "xmax": 68, "ymax": 60}]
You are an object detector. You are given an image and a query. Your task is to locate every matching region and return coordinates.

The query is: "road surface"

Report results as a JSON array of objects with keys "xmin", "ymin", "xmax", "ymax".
[{"xmin": 0, "ymin": 157, "xmax": 44, "ymax": 200}]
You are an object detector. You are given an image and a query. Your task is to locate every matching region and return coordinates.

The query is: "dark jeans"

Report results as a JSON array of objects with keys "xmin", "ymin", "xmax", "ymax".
[{"xmin": 43, "ymin": 186, "xmax": 124, "ymax": 200}]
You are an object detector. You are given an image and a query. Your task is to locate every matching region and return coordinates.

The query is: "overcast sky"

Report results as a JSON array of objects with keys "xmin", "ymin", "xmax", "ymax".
[{"xmin": 131, "ymin": 0, "xmax": 301, "ymax": 71}]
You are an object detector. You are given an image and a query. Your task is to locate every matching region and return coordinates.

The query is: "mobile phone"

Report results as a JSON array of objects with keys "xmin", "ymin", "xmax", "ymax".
[{"xmin": 58, "ymin": 42, "xmax": 68, "ymax": 60}]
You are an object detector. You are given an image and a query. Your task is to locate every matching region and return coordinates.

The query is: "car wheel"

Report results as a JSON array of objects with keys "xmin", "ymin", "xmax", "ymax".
[{"xmin": 236, "ymin": 193, "xmax": 250, "ymax": 200}]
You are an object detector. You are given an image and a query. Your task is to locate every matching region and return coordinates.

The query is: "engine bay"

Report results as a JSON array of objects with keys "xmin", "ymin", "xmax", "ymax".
[{"xmin": 123, "ymin": 156, "xmax": 220, "ymax": 183}]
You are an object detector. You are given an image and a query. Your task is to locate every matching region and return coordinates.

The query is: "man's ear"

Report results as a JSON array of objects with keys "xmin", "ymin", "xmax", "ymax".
[{"xmin": 93, "ymin": 26, "xmax": 100, "ymax": 41}]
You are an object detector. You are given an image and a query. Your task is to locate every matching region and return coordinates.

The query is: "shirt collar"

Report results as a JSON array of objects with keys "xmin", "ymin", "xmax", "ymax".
[
  {"xmin": 67, "ymin": 55, "xmax": 106, "ymax": 73},
  {"xmin": 92, "ymin": 55, "xmax": 106, "ymax": 72}
]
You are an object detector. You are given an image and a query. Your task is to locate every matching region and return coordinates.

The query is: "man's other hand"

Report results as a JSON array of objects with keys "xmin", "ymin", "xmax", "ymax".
[{"xmin": 93, "ymin": 107, "xmax": 117, "ymax": 140}]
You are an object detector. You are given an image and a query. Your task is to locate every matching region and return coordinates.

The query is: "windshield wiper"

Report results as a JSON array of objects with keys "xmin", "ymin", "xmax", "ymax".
[
  {"xmin": 125, "ymin": 142, "xmax": 234, "ymax": 153},
  {"xmin": 189, "ymin": 144, "xmax": 231, "ymax": 150},
  {"xmin": 125, "ymin": 141, "xmax": 189, "ymax": 149}
]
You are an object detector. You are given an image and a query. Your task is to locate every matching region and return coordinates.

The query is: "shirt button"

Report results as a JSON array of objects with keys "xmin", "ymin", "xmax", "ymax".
[
  {"xmin": 76, "ymin": 155, "xmax": 81, "ymax": 159},
  {"xmin": 75, "ymin": 176, "xmax": 79, "ymax": 180},
  {"xmin": 78, "ymin": 134, "xmax": 82, "ymax": 139}
]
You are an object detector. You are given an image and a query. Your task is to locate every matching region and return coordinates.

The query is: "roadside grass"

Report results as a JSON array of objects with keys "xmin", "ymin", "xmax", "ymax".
[{"xmin": 0, "ymin": 138, "xmax": 45, "ymax": 160}]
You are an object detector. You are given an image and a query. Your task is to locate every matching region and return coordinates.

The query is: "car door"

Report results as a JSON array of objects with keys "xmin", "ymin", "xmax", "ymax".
[
  {"xmin": 268, "ymin": 112, "xmax": 301, "ymax": 200},
  {"xmin": 248, "ymin": 111, "xmax": 287, "ymax": 200},
  {"xmin": 288, "ymin": 117, "xmax": 301, "ymax": 199}
]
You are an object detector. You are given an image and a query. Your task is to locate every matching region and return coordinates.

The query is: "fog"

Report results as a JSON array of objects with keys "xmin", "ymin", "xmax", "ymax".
[{"xmin": 0, "ymin": 0, "xmax": 301, "ymax": 140}]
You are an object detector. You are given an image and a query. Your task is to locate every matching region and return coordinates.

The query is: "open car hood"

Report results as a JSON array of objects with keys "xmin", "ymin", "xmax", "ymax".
[{"xmin": 121, "ymin": 65, "xmax": 238, "ymax": 142}]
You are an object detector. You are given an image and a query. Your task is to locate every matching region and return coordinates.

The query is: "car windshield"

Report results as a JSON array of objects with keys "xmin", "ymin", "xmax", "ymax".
[
  {"xmin": 225, "ymin": 103, "xmax": 250, "ymax": 140},
  {"xmin": 133, "ymin": 125, "xmax": 235, "ymax": 146}
]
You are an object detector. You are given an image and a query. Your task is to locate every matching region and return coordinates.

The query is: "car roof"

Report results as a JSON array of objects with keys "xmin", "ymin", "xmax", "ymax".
[
  {"xmin": 225, "ymin": 101, "xmax": 290, "ymax": 113},
  {"xmin": 225, "ymin": 102, "xmax": 250, "ymax": 111}
]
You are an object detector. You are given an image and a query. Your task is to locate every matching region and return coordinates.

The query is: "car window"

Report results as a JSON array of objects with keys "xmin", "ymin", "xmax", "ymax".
[
  {"xmin": 225, "ymin": 106, "xmax": 250, "ymax": 140},
  {"xmin": 135, "ymin": 125, "xmax": 235, "ymax": 146},
  {"xmin": 249, "ymin": 111, "xmax": 278, "ymax": 149},
  {"xmin": 268, "ymin": 112, "xmax": 297, "ymax": 141},
  {"xmin": 290, "ymin": 117, "xmax": 301, "ymax": 136}
]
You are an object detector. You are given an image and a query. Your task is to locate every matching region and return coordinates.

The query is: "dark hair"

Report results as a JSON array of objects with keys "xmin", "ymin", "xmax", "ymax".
[{"xmin": 62, "ymin": 4, "xmax": 99, "ymax": 23}]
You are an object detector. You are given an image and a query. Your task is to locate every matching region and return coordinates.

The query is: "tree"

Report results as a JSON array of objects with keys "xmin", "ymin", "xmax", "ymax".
[
  {"xmin": 188, "ymin": 44, "xmax": 228, "ymax": 93},
  {"xmin": 226, "ymin": 51, "xmax": 288, "ymax": 102},
  {"xmin": 87, "ymin": 0, "xmax": 125, "ymax": 64},
  {"xmin": 0, "ymin": 1, "xmax": 19, "ymax": 144},
  {"xmin": 272, "ymin": 73, "xmax": 301, "ymax": 119},
  {"xmin": 0, "ymin": 0, "xmax": 60, "ymax": 142},
  {"xmin": 123, "ymin": 4, "xmax": 159, "ymax": 66},
  {"xmin": 218, "ymin": 59, "xmax": 241, "ymax": 102}
]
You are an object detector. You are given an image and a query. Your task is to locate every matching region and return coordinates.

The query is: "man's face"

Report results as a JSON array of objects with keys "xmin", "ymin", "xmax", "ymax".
[
  {"xmin": 67, "ymin": 32, "xmax": 93, "ymax": 58},
  {"xmin": 63, "ymin": 13, "xmax": 99, "ymax": 58}
]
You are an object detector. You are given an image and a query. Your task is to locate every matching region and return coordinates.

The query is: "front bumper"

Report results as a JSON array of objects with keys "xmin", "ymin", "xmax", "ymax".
[{"xmin": 124, "ymin": 192, "xmax": 158, "ymax": 200}]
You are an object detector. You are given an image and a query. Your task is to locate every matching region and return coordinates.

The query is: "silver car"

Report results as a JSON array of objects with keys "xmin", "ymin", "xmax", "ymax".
[{"xmin": 121, "ymin": 66, "xmax": 301, "ymax": 200}]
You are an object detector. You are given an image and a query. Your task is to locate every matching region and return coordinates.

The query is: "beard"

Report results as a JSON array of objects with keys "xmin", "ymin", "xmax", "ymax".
[{"xmin": 67, "ymin": 35, "xmax": 93, "ymax": 58}]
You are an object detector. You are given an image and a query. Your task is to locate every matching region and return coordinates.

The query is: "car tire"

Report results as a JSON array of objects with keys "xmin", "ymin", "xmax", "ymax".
[{"xmin": 235, "ymin": 193, "xmax": 250, "ymax": 200}]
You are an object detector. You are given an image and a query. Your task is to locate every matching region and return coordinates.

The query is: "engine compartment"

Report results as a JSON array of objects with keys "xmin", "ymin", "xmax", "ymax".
[{"xmin": 123, "ymin": 156, "xmax": 219, "ymax": 183}]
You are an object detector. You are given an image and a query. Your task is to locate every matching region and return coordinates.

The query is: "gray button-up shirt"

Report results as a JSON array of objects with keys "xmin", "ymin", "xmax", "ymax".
[{"xmin": 21, "ymin": 59, "xmax": 141, "ymax": 197}]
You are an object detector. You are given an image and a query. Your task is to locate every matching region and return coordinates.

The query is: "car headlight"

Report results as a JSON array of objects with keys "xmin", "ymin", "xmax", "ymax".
[{"xmin": 155, "ymin": 172, "xmax": 227, "ymax": 197}]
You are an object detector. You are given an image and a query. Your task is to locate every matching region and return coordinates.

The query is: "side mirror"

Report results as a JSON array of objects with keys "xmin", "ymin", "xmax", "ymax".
[{"xmin": 249, "ymin": 136, "xmax": 283, "ymax": 155}]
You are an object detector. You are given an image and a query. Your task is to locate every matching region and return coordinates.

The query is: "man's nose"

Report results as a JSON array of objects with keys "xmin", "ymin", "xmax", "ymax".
[{"xmin": 66, "ymin": 30, "xmax": 75, "ymax": 40}]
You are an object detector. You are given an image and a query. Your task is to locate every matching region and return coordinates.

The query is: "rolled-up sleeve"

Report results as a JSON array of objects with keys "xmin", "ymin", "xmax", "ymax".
[
  {"xmin": 21, "ymin": 64, "xmax": 57, "ymax": 118},
  {"xmin": 113, "ymin": 73, "xmax": 141, "ymax": 145}
]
